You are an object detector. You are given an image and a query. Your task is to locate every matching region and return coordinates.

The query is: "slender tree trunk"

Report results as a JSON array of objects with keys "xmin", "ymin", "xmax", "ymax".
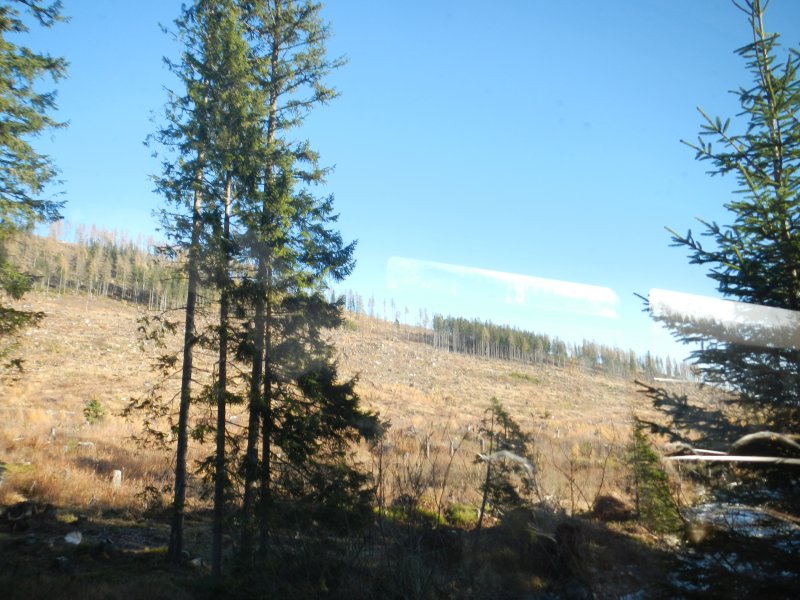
[
  {"xmin": 212, "ymin": 177, "xmax": 233, "ymax": 577},
  {"xmin": 259, "ymin": 267, "xmax": 273, "ymax": 552},
  {"xmin": 168, "ymin": 165, "xmax": 204, "ymax": 563},
  {"xmin": 242, "ymin": 28, "xmax": 281, "ymax": 559},
  {"xmin": 474, "ymin": 411, "xmax": 495, "ymax": 554},
  {"xmin": 240, "ymin": 257, "xmax": 265, "ymax": 562}
]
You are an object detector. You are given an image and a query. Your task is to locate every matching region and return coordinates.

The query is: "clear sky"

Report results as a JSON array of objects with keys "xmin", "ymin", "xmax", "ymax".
[{"xmin": 22, "ymin": 0, "xmax": 800, "ymax": 360}]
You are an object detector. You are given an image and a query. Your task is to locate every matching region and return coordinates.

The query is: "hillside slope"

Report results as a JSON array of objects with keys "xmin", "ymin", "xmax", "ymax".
[
  {"xmin": 0, "ymin": 291, "xmax": 701, "ymax": 512},
  {"xmin": 3, "ymin": 292, "xmax": 662, "ymax": 437},
  {"xmin": 0, "ymin": 291, "xmax": 735, "ymax": 598},
  {"xmin": 330, "ymin": 314, "xmax": 657, "ymax": 438}
]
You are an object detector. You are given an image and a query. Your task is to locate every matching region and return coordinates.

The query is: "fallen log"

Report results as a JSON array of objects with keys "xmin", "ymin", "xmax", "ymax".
[
  {"xmin": 665, "ymin": 454, "xmax": 800, "ymax": 466},
  {"xmin": 729, "ymin": 431, "xmax": 800, "ymax": 458}
]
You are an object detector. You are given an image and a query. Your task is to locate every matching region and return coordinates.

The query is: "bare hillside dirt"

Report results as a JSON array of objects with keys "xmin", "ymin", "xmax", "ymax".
[{"xmin": 3, "ymin": 292, "xmax": 667, "ymax": 431}]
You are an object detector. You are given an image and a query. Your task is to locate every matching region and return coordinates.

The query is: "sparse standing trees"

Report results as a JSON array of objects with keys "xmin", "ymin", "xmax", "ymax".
[
  {"xmin": 199, "ymin": 0, "xmax": 263, "ymax": 576},
  {"xmin": 237, "ymin": 0, "xmax": 335, "ymax": 556}
]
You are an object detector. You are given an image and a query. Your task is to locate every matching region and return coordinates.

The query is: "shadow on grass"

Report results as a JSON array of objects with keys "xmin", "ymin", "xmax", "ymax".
[
  {"xmin": 41, "ymin": 486, "xmax": 800, "ymax": 600},
  {"xmin": 0, "ymin": 503, "xmax": 184, "ymax": 600}
]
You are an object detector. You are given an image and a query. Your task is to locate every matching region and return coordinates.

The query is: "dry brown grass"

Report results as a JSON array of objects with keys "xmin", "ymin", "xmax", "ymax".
[
  {"xmin": 0, "ymin": 402, "xmax": 175, "ymax": 512},
  {"xmin": 0, "ymin": 293, "xmax": 178, "ymax": 513},
  {"xmin": 0, "ymin": 292, "xmax": 725, "ymax": 520}
]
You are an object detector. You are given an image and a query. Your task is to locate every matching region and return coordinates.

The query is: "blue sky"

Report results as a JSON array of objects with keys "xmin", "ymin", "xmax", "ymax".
[{"xmin": 23, "ymin": 0, "xmax": 800, "ymax": 360}]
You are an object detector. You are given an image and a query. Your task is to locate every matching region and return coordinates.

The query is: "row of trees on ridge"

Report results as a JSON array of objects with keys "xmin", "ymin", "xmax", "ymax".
[
  {"xmin": 9, "ymin": 226, "xmax": 186, "ymax": 310},
  {"xmin": 341, "ymin": 286, "xmax": 694, "ymax": 380}
]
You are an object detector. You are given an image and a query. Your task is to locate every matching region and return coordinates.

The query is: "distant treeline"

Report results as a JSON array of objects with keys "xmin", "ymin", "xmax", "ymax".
[
  {"xmin": 429, "ymin": 315, "xmax": 691, "ymax": 379},
  {"xmin": 9, "ymin": 225, "xmax": 188, "ymax": 311},
  {"xmin": 341, "ymin": 290, "xmax": 694, "ymax": 381}
]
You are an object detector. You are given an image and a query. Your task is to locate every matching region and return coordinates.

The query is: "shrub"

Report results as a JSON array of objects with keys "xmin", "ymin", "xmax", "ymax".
[
  {"xmin": 446, "ymin": 502, "xmax": 478, "ymax": 527},
  {"xmin": 83, "ymin": 397, "xmax": 105, "ymax": 424},
  {"xmin": 630, "ymin": 420, "xmax": 681, "ymax": 533},
  {"xmin": 509, "ymin": 371, "xmax": 539, "ymax": 384},
  {"xmin": 477, "ymin": 398, "xmax": 538, "ymax": 522}
]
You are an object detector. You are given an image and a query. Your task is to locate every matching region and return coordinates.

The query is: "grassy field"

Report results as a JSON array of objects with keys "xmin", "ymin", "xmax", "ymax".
[{"xmin": 0, "ymin": 291, "xmax": 729, "ymax": 598}]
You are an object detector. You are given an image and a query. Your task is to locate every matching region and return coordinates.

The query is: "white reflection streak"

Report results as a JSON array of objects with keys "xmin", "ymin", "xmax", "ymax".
[
  {"xmin": 649, "ymin": 288, "xmax": 800, "ymax": 349},
  {"xmin": 387, "ymin": 257, "xmax": 619, "ymax": 318}
]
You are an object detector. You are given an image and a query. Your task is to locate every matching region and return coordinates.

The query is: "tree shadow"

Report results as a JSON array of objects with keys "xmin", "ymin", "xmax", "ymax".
[
  {"xmin": 634, "ymin": 380, "xmax": 749, "ymax": 449},
  {"xmin": 11, "ymin": 494, "xmax": 794, "ymax": 599}
]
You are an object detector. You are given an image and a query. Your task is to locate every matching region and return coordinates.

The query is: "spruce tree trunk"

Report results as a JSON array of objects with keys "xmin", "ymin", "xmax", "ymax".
[
  {"xmin": 240, "ymin": 260, "xmax": 265, "ymax": 562},
  {"xmin": 242, "ymin": 35, "xmax": 280, "ymax": 558},
  {"xmin": 212, "ymin": 177, "xmax": 232, "ymax": 577},
  {"xmin": 168, "ymin": 170, "xmax": 204, "ymax": 563},
  {"xmin": 259, "ymin": 271, "xmax": 273, "ymax": 552}
]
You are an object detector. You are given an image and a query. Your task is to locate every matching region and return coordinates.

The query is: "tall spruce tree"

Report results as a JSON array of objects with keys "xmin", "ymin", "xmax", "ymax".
[
  {"xmin": 233, "ymin": 0, "xmax": 380, "ymax": 560},
  {"xmin": 153, "ymin": 0, "xmax": 379, "ymax": 572},
  {"xmin": 152, "ymin": 0, "xmax": 261, "ymax": 563},
  {"xmin": 199, "ymin": 0, "xmax": 262, "ymax": 576},
  {"xmin": 665, "ymin": 0, "xmax": 800, "ymax": 426},
  {"xmin": 0, "ymin": 0, "xmax": 65, "ymax": 362}
]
